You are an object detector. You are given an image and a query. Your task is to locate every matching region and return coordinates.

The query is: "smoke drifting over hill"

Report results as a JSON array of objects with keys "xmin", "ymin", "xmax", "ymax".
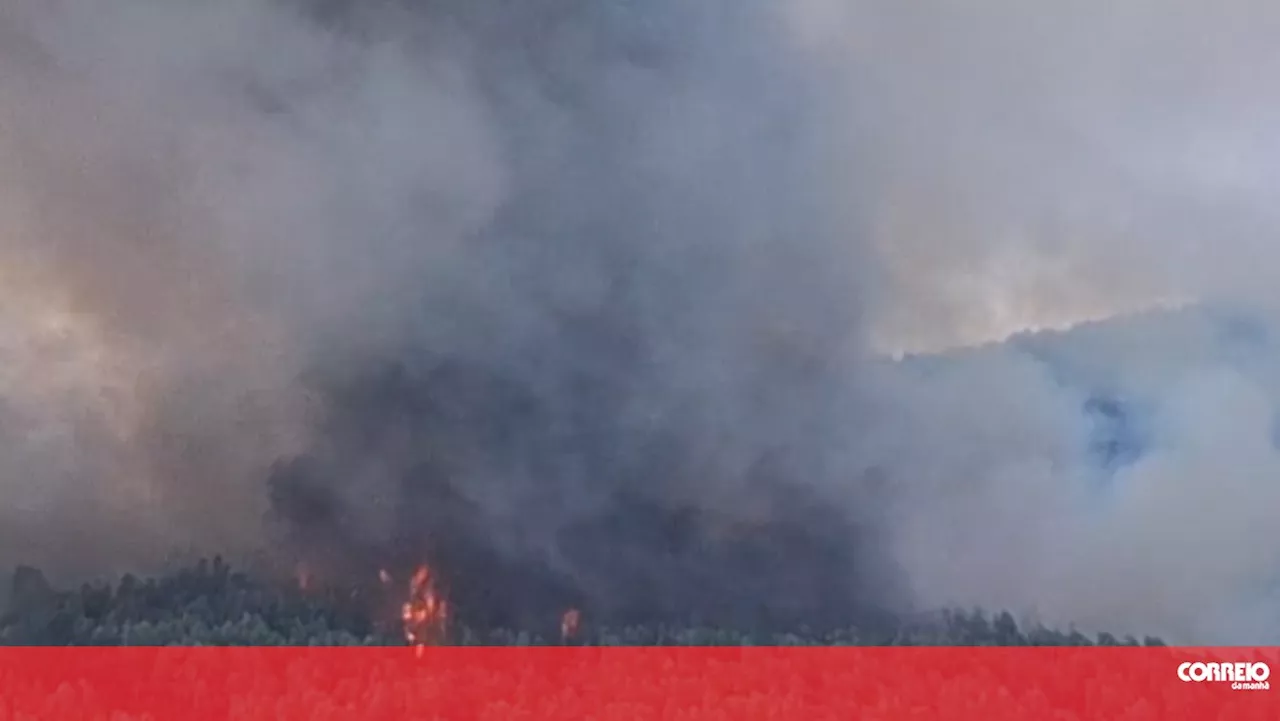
[{"xmin": 0, "ymin": 0, "xmax": 1278, "ymax": 642}]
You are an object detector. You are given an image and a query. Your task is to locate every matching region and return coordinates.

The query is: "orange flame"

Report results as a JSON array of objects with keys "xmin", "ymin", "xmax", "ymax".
[
  {"xmin": 399, "ymin": 565, "xmax": 449, "ymax": 651},
  {"xmin": 561, "ymin": 608, "xmax": 581, "ymax": 642}
]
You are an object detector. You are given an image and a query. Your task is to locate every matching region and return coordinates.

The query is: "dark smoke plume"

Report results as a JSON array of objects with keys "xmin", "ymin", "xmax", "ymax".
[
  {"xmin": 3, "ymin": 0, "xmax": 1280, "ymax": 644},
  {"xmin": 0, "ymin": 0, "xmax": 897, "ymax": 629},
  {"xmin": 268, "ymin": 357, "xmax": 895, "ymax": 630},
  {"xmin": 262, "ymin": 0, "xmax": 896, "ymax": 629}
]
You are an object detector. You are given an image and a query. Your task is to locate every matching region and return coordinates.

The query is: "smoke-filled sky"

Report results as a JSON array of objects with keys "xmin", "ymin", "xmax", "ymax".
[{"xmin": 0, "ymin": 0, "xmax": 1279, "ymax": 642}]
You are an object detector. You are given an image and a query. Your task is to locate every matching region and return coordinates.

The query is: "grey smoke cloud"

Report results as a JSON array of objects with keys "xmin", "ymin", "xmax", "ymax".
[
  {"xmin": 787, "ymin": 0, "xmax": 1280, "ymax": 642},
  {"xmin": 791, "ymin": 0, "xmax": 1280, "ymax": 351},
  {"xmin": 0, "ymin": 0, "xmax": 1277, "ymax": 641}
]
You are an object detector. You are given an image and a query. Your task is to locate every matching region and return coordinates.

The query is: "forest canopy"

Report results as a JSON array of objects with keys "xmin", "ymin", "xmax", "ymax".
[{"xmin": 0, "ymin": 559, "xmax": 1163, "ymax": 647}]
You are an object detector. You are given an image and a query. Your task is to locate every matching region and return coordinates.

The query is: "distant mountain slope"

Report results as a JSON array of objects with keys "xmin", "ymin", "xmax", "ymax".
[
  {"xmin": 883, "ymin": 303, "xmax": 1280, "ymax": 644},
  {"xmin": 900, "ymin": 303, "xmax": 1278, "ymax": 473}
]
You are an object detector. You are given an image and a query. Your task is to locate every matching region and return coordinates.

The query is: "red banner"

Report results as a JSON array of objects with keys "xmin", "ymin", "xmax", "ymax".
[{"xmin": 0, "ymin": 647, "xmax": 1274, "ymax": 720}]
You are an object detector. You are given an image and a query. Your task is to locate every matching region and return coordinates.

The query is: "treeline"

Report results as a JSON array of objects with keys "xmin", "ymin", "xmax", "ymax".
[{"xmin": 0, "ymin": 558, "xmax": 1164, "ymax": 646}]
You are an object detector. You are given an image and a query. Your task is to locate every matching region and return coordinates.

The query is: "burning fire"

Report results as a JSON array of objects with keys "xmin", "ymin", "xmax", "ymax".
[
  {"xmin": 561, "ymin": 608, "xmax": 581, "ymax": 643},
  {"xmin": 379, "ymin": 565, "xmax": 581, "ymax": 649},
  {"xmin": 394, "ymin": 565, "xmax": 449, "ymax": 653}
]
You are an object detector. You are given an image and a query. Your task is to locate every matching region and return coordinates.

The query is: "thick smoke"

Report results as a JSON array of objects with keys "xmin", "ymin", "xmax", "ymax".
[{"xmin": 0, "ymin": 0, "xmax": 1278, "ymax": 641}]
